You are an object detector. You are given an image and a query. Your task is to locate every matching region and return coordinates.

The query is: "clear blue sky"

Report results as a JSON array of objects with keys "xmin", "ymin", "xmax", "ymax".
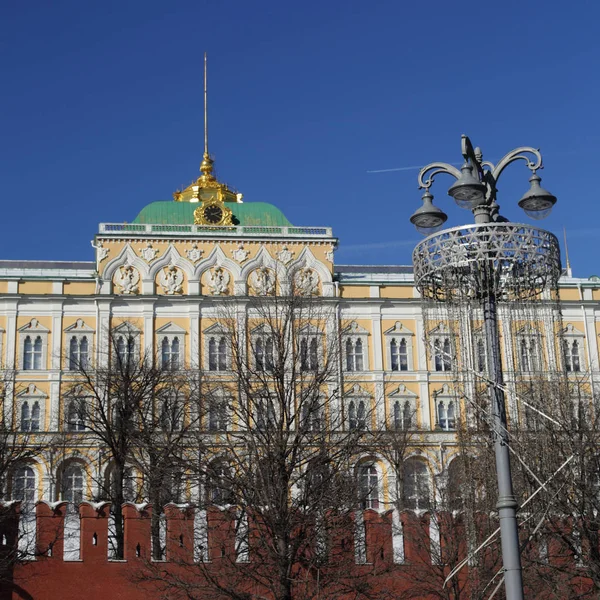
[{"xmin": 1, "ymin": 1, "xmax": 598, "ymax": 276}]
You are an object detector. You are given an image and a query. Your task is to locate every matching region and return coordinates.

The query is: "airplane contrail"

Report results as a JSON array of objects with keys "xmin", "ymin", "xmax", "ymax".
[{"xmin": 367, "ymin": 162, "xmax": 462, "ymax": 174}]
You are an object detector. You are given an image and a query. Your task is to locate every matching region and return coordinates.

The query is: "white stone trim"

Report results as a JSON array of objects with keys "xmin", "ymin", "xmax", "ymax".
[
  {"xmin": 156, "ymin": 322, "xmax": 187, "ymax": 370},
  {"xmin": 384, "ymin": 322, "xmax": 414, "ymax": 372},
  {"xmin": 16, "ymin": 384, "xmax": 47, "ymax": 431},
  {"xmin": 18, "ymin": 319, "xmax": 49, "ymax": 371}
]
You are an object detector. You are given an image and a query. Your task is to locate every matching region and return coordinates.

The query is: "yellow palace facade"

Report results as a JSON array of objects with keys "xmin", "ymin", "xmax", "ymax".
[{"xmin": 0, "ymin": 138, "xmax": 599, "ymax": 513}]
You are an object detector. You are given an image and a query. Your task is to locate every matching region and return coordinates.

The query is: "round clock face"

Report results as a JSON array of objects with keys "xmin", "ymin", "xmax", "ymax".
[{"xmin": 203, "ymin": 205, "xmax": 223, "ymax": 224}]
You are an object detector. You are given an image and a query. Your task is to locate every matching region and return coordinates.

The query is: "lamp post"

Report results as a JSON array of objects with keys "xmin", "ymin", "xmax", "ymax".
[{"xmin": 409, "ymin": 136, "xmax": 562, "ymax": 600}]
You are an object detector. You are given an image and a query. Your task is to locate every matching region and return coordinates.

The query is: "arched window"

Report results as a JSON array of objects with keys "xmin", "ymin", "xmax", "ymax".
[
  {"xmin": 218, "ymin": 337, "xmax": 227, "ymax": 370},
  {"xmin": 208, "ymin": 462, "xmax": 233, "ymax": 505},
  {"xmin": 22, "ymin": 401, "xmax": 40, "ymax": 432},
  {"xmin": 434, "ymin": 338, "xmax": 452, "ymax": 372},
  {"xmin": 208, "ymin": 398, "xmax": 228, "ymax": 431},
  {"xmin": 106, "ymin": 465, "xmax": 137, "ymax": 502},
  {"xmin": 13, "ymin": 466, "xmax": 36, "ymax": 506},
  {"xmin": 20, "ymin": 402, "xmax": 30, "ymax": 431},
  {"xmin": 358, "ymin": 464, "xmax": 379, "ymax": 509},
  {"xmin": 301, "ymin": 338, "xmax": 319, "ymax": 371},
  {"xmin": 161, "ymin": 336, "xmax": 180, "ymax": 370},
  {"xmin": 265, "ymin": 338, "xmax": 275, "ymax": 371},
  {"xmin": 437, "ymin": 399, "xmax": 456, "ymax": 431},
  {"xmin": 301, "ymin": 399, "xmax": 323, "ymax": 432},
  {"xmin": 31, "ymin": 402, "xmax": 40, "ymax": 431},
  {"xmin": 23, "ymin": 336, "xmax": 43, "ymax": 370},
  {"xmin": 357, "ymin": 400, "xmax": 366, "ymax": 430},
  {"xmin": 23, "ymin": 336, "xmax": 33, "ymax": 370},
  {"xmin": 393, "ymin": 400, "xmax": 413, "ymax": 430},
  {"xmin": 346, "ymin": 339, "xmax": 364, "ymax": 372},
  {"xmin": 69, "ymin": 336, "xmax": 89, "ymax": 371},
  {"xmin": 115, "ymin": 334, "xmax": 136, "ymax": 367},
  {"xmin": 256, "ymin": 397, "xmax": 275, "ymax": 431},
  {"xmin": 255, "ymin": 338, "xmax": 264, "ymax": 371},
  {"xmin": 564, "ymin": 339, "xmax": 582, "ymax": 373},
  {"xmin": 476, "ymin": 339, "xmax": 486, "ymax": 372},
  {"xmin": 348, "ymin": 400, "xmax": 357, "ymax": 430},
  {"xmin": 345, "ymin": 339, "xmax": 353, "ymax": 371},
  {"xmin": 69, "ymin": 336, "xmax": 79, "ymax": 370},
  {"xmin": 403, "ymin": 459, "xmax": 430, "ymax": 510},
  {"xmin": 66, "ymin": 400, "xmax": 85, "ymax": 431},
  {"xmin": 442, "ymin": 338, "xmax": 451, "ymax": 371},
  {"xmin": 391, "ymin": 338, "xmax": 408, "ymax": 372},
  {"xmin": 61, "ymin": 464, "xmax": 85, "ymax": 505}
]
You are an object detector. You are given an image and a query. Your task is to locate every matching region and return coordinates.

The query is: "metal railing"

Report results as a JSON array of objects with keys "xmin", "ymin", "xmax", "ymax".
[{"xmin": 98, "ymin": 223, "xmax": 333, "ymax": 238}]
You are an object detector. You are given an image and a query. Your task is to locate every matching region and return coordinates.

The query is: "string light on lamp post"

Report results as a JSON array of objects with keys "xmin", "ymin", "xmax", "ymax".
[{"xmin": 408, "ymin": 135, "xmax": 561, "ymax": 600}]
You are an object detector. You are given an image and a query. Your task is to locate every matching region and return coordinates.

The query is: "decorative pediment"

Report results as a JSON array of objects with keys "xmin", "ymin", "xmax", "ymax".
[
  {"xmin": 298, "ymin": 323, "xmax": 323, "ymax": 336},
  {"xmin": 427, "ymin": 322, "xmax": 451, "ymax": 336},
  {"xmin": 389, "ymin": 384, "xmax": 418, "ymax": 398},
  {"xmin": 17, "ymin": 383, "xmax": 47, "ymax": 398},
  {"xmin": 347, "ymin": 383, "xmax": 370, "ymax": 397},
  {"xmin": 516, "ymin": 323, "xmax": 542, "ymax": 336},
  {"xmin": 18, "ymin": 319, "xmax": 49, "ymax": 333},
  {"xmin": 250, "ymin": 323, "xmax": 275, "ymax": 336},
  {"xmin": 433, "ymin": 383, "xmax": 454, "ymax": 398},
  {"xmin": 64, "ymin": 319, "xmax": 95, "ymax": 333},
  {"xmin": 563, "ymin": 323, "xmax": 584, "ymax": 337},
  {"xmin": 156, "ymin": 322, "xmax": 187, "ymax": 335},
  {"xmin": 112, "ymin": 322, "xmax": 141, "ymax": 335},
  {"xmin": 384, "ymin": 321, "xmax": 414, "ymax": 336},
  {"xmin": 202, "ymin": 323, "xmax": 230, "ymax": 335},
  {"xmin": 342, "ymin": 321, "xmax": 369, "ymax": 335}
]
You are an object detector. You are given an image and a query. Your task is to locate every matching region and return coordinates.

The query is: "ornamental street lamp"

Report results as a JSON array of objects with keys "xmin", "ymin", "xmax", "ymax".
[{"xmin": 409, "ymin": 136, "xmax": 561, "ymax": 600}]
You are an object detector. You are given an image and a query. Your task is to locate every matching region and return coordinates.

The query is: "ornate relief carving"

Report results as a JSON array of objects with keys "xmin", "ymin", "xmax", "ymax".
[
  {"xmin": 139, "ymin": 242, "xmax": 159, "ymax": 262},
  {"xmin": 207, "ymin": 267, "xmax": 230, "ymax": 295},
  {"xmin": 250, "ymin": 268, "xmax": 275, "ymax": 296},
  {"xmin": 294, "ymin": 267, "xmax": 320, "ymax": 296},
  {"xmin": 276, "ymin": 246, "xmax": 295, "ymax": 265},
  {"xmin": 325, "ymin": 249, "xmax": 335, "ymax": 263},
  {"xmin": 115, "ymin": 265, "xmax": 140, "ymax": 294},
  {"xmin": 186, "ymin": 243, "xmax": 204, "ymax": 263},
  {"xmin": 231, "ymin": 243, "xmax": 250, "ymax": 264},
  {"xmin": 159, "ymin": 265, "xmax": 184, "ymax": 295}
]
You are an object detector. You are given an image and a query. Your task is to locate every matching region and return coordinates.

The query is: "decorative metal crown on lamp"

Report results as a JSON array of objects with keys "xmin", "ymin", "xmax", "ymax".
[{"xmin": 518, "ymin": 173, "xmax": 557, "ymax": 220}]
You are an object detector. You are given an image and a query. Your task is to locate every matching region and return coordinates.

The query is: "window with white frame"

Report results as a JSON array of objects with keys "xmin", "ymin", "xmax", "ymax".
[
  {"xmin": 65, "ymin": 398, "xmax": 86, "ymax": 432},
  {"xmin": 64, "ymin": 319, "xmax": 95, "ymax": 371},
  {"xmin": 156, "ymin": 323, "xmax": 186, "ymax": 371},
  {"xmin": 19, "ymin": 319, "xmax": 49, "ymax": 371},
  {"xmin": 159, "ymin": 395, "xmax": 183, "ymax": 431},
  {"xmin": 472, "ymin": 332, "xmax": 487, "ymax": 373},
  {"xmin": 251, "ymin": 325, "xmax": 276, "ymax": 372},
  {"xmin": 298, "ymin": 324, "xmax": 323, "ymax": 373},
  {"xmin": 388, "ymin": 385, "xmax": 417, "ymax": 431},
  {"xmin": 17, "ymin": 384, "xmax": 45, "ymax": 432},
  {"xmin": 562, "ymin": 324, "xmax": 585, "ymax": 373},
  {"xmin": 207, "ymin": 460, "xmax": 233, "ymax": 505},
  {"xmin": 357, "ymin": 463, "xmax": 380, "ymax": 510},
  {"xmin": 385, "ymin": 322, "xmax": 414, "ymax": 372},
  {"xmin": 343, "ymin": 322, "xmax": 369, "ymax": 372},
  {"xmin": 516, "ymin": 326, "xmax": 544, "ymax": 372},
  {"xmin": 402, "ymin": 458, "xmax": 431, "ymax": 510},
  {"xmin": 346, "ymin": 386, "xmax": 370, "ymax": 431},
  {"xmin": 207, "ymin": 394, "xmax": 230, "ymax": 432},
  {"xmin": 203, "ymin": 323, "xmax": 229, "ymax": 372},
  {"xmin": 12, "ymin": 466, "xmax": 36, "ymax": 507},
  {"xmin": 434, "ymin": 384, "xmax": 458, "ymax": 431},
  {"xmin": 112, "ymin": 323, "xmax": 140, "ymax": 368},
  {"xmin": 255, "ymin": 394, "xmax": 276, "ymax": 431},
  {"xmin": 428, "ymin": 324, "xmax": 453, "ymax": 372},
  {"xmin": 60, "ymin": 462, "xmax": 86, "ymax": 504},
  {"xmin": 300, "ymin": 395, "xmax": 324, "ymax": 432}
]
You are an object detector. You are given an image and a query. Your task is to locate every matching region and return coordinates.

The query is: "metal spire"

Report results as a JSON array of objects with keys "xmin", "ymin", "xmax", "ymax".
[
  {"xmin": 563, "ymin": 227, "xmax": 572, "ymax": 277},
  {"xmin": 200, "ymin": 52, "xmax": 215, "ymax": 180}
]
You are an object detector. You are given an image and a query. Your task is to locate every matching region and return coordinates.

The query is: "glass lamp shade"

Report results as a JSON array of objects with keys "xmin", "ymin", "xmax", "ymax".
[
  {"xmin": 518, "ymin": 173, "xmax": 557, "ymax": 220},
  {"xmin": 410, "ymin": 192, "xmax": 448, "ymax": 235},
  {"xmin": 447, "ymin": 162, "xmax": 486, "ymax": 209}
]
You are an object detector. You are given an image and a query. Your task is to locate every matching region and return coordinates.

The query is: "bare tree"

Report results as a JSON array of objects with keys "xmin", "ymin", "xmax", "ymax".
[
  {"xmin": 64, "ymin": 323, "xmax": 200, "ymax": 560},
  {"xmin": 141, "ymin": 285, "xmax": 389, "ymax": 600}
]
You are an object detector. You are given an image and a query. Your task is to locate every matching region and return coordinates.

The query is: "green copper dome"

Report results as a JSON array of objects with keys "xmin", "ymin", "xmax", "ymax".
[{"xmin": 132, "ymin": 201, "xmax": 293, "ymax": 227}]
